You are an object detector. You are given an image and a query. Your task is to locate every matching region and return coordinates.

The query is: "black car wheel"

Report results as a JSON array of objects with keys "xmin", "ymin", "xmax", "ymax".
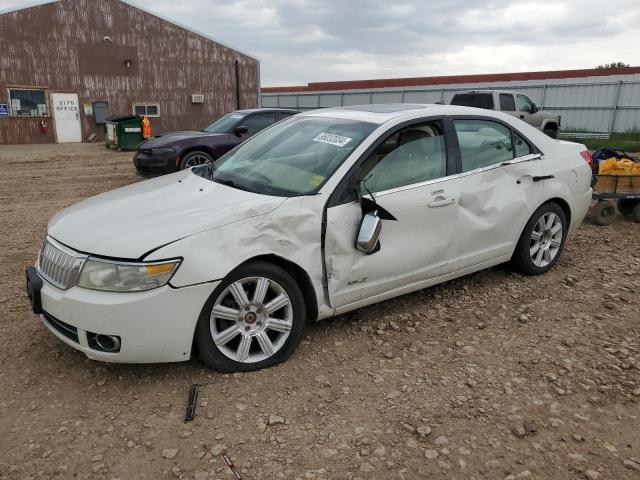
[
  {"xmin": 195, "ymin": 261, "xmax": 307, "ymax": 372},
  {"xmin": 510, "ymin": 202, "xmax": 567, "ymax": 275},
  {"xmin": 180, "ymin": 150, "xmax": 214, "ymax": 170}
]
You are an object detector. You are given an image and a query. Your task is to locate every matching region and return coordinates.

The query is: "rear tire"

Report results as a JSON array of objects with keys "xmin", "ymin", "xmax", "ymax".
[
  {"xmin": 511, "ymin": 202, "xmax": 567, "ymax": 275},
  {"xmin": 632, "ymin": 202, "xmax": 640, "ymax": 223},
  {"xmin": 617, "ymin": 199, "xmax": 638, "ymax": 217},
  {"xmin": 179, "ymin": 150, "xmax": 214, "ymax": 170},
  {"xmin": 593, "ymin": 201, "xmax": 616, "ymax": 226},
  {"xmin": 195, "ymin": 261, "xmax": 307, "ymax": 372},
  {"xmin": 543, "ymin": 128, "xmax": 557, "ymax": 139}
]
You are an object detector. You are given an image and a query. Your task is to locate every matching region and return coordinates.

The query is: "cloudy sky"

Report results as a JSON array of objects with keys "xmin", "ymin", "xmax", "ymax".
[{"xmin": 3, "ymin": 0, "xmax": 640, "ymax": 86}]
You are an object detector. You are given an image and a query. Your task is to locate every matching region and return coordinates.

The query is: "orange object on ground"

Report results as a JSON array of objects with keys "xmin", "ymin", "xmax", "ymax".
[{"xmin": 142, "ymin": 115, "xmax": 152, "ymax": 139}]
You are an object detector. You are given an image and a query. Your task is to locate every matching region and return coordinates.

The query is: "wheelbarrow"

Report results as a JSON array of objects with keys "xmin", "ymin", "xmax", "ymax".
[{"xmin": 591, "ymin": 174, "xmax": 640, "ymax": 225}]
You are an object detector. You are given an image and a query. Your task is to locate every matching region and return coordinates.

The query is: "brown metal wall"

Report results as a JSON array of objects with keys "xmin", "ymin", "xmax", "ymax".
[{"xmin": 0, "ymin": 0, "xmax": 259, "ymax": 144}]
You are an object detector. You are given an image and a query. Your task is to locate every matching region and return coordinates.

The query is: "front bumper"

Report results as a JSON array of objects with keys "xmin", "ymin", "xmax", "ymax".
[
  {"xmin": 133, "ymin": 150, "xmax": 180, "ymax": 176},
  {"xmin": 36, "ymin": 278, "xmax": 218, "ymax": 363}
]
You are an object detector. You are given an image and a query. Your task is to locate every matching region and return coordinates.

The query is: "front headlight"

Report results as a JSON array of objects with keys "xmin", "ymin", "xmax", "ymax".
[
  {"xmin": 151, "ymin": 147, "xmax": 176, "ymax": 155},
  {"xmin": 77, "ymin": 258, "xmax": 181, "ymax": 292}
]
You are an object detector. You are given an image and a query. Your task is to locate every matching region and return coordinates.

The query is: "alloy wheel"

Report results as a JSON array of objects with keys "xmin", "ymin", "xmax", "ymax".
[
  {"xmin": 209, "ymin": 276, "xmax": 293, "ymax": 363},
  {"xmin": 529, "ymin": 212, "xmax": 563, "ymax": 267},
  {"xmin": 184, "ymin": 154, "xmax": 212, "ymax": 167}
]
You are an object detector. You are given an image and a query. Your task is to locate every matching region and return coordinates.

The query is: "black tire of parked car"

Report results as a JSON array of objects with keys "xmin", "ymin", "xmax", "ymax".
[
  {"xmin": 510, "ymin": 202, "xmax": 567, "ymax": 275},
  {"xmin": 617, "ymin": 199, "xmax": 638, "ymax": 217},
  {"xmin": 593, "ymin": 201, "xmax": 617, "ymax": 226},
  {"xmin": 179, "ymin": 150, "xmax": 214, "ymax": 170},
  {"xmin": 543, "ymin": 128, "xmax": 558, "ymax": 139},
  {"xmin": 195, "ymin": 261, "xmax": 307, "ymax": 372}
]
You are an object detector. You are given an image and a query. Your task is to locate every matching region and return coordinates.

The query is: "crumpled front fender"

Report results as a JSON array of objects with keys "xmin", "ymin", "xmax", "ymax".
[{"xmin": 147, "ymin": 195, "xmax": 327, "ymax": 314}]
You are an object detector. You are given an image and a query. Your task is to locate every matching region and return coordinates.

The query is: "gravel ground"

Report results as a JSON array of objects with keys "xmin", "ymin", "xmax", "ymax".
[{"xmin": 0, "ymin": 143, "xmax": 639, "ymax": 480}]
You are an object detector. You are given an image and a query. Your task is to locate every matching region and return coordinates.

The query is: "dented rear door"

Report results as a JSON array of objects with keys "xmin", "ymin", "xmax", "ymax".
[{"xmin": 447, "ymin": 118, "xmax": 547, "ymax": 267}]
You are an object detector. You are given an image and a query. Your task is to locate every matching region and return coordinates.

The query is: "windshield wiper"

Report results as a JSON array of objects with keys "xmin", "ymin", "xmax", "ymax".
[{"xmin": 212, "ymin": 177, "xmax": 258, "ymax": 194}]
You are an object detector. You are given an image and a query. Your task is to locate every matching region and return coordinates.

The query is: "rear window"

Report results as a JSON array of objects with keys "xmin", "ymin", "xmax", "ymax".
[{"xmin": 451, "ymin": 93, "xmax": 494, "ymax": 110}]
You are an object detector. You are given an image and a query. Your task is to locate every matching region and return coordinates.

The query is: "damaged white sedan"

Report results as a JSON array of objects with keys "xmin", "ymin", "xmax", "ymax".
[{"xmin": 26, "ymin": 104, "xmax": 593, "ymax": 371}]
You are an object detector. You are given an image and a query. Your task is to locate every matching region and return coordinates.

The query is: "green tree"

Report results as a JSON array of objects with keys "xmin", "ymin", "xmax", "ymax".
[{"xmin": 596, "ymin": 62, "xmax": 630, "ymax": 69}]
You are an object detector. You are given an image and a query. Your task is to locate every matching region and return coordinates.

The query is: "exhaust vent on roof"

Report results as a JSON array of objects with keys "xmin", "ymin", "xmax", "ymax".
[{"xmin": 191, "ymin": 94, "xmax": 204, "ymax": 104}]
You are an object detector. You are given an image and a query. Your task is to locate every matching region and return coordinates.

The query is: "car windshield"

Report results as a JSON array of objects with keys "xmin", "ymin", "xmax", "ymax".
[
  {"xmin": 201, "ymin": 112, "xmax": 247, "ymax": 133},
  {"xmin": 193, "ymin": 116, "xmax": 377, "ymax": 197}
]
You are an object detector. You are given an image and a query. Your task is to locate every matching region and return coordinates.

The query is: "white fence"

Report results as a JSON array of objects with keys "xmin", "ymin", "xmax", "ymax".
[{"xmin": 262, "ymin": 74, "xmax": 640, "ymax": 133}]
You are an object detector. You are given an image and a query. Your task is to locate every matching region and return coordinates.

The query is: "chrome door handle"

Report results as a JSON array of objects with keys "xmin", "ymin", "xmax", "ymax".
[{"xmin": 428, "ymin": 196, "xmax": 455, "ymax": 208}]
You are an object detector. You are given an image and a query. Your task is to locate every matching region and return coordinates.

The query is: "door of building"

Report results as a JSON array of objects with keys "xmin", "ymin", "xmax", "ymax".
[{"xmin": 51, "ymin": 93, "xmax": 82, "ymax": 143}]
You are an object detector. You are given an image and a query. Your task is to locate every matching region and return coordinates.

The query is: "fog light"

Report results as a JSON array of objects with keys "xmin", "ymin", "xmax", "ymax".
[{"xmin": 87, "ymin": 332, "xmax": 121, "ymax": 353}]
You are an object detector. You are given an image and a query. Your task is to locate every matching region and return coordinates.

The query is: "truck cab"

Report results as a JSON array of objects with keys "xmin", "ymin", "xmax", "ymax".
[{"xmin": 450, "ymin": 90, "xmax": 560, "ymax": 138}]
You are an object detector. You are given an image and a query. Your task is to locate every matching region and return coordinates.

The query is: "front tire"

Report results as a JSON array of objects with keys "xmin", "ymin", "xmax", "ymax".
[
  {"xmin": 195, "ymin": 262, "xmax": 307, "ymax": 372},
  {"xmin": 543, "ymin": 128, "xmax": 557, "ymax": 139},
  {"xmin": 179, "ymin": 150, "xmax": 214, "ymax": 170},
  {"xmin": 511, "ymin": 202, "xmax": 567, "ymax": 275},
  {"xmin": 593, "ymin": 201, "xmax": 616, "ymax": 226}
]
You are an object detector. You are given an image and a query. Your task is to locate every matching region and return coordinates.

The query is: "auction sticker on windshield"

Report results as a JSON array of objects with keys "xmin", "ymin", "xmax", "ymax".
[{"xmin": 313, "ymin": 133, "xmax": 352, "ymax": 147}]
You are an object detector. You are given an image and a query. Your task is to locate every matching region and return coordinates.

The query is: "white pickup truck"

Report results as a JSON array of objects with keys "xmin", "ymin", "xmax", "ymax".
[{"xmin": 451, "ymin": 90, "xmax": 560, "ymax": 138}]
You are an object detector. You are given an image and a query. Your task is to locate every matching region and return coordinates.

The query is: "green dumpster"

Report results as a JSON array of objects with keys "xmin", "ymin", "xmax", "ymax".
[{"xmin": 104, "ymin": 115, "xmax": 144, "ymax": 151}]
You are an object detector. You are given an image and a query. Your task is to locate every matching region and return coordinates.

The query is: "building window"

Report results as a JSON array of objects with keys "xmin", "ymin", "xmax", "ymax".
[
  {"xmin": 9, "ymin": 88, "xmax": 49, "ymax": 117},
  {"xmin": 133, "ymin": 103, "xmax": 160, "ymax": 117}
]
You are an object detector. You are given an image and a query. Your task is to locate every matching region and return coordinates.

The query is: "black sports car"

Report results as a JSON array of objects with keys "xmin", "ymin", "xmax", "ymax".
[{"xmin": 133, "ymin": 108, "xmax": 299, "ymax": 175}]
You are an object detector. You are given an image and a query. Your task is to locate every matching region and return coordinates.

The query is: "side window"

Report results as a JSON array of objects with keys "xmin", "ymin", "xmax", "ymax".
[
  {"xmin": 499, "ymin": 93, "xmax": 516, "ymax": 111},
  {"xmin": 9, "ymin": 88, "xmax": 49, "ymax": 117},
  {"xmin": 243, "ymin": 112, "xmax": 277, "ymax": 135},
  {"xmin": 133, "ymin": 103, "xmax": 160, "ymax": 117},
  {"xmin": 357, "ymin": 121, "xmax": 447, "ymax": 193},
  {"xmin": 513, "ymin": 131, "xmax": 533, "ymax": 157},
  {"xmin": 278, "ymin": 112, "xmax": 295, "ymax": 121},
  {"xmin": 516, "ymin": 94, "xmax": 533, "ymax": 113},
  {"xmin": 454, "ymin": 120, "xmax": 513, "ymax": 172}
]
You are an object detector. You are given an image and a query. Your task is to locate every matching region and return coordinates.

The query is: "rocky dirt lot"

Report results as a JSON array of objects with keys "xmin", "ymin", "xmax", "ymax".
[{"xmin": 0, "ymin": 143, "xmax": 639, "ymax": 480}]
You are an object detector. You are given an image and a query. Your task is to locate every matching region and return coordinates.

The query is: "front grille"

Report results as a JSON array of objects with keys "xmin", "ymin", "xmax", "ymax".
[
  {"xmin": 42, "ymin": 312, "xmax": 79, "ymax": 343},
  {"xmin": 37, "ymin": 237, "xmax": 87, "ymax": 290}
]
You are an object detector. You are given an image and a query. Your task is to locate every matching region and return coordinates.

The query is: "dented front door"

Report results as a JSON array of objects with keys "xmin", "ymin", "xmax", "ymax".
[{"xmin": 324, "ymin": 177, "xmax": 463, "ymax": 308}]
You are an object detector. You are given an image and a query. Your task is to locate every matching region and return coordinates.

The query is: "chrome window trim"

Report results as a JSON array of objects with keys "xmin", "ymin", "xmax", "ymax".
[
  {"xmin": 499, "ymin": 153, "xmax": 542, "ymax": 167},
  {"xmin": 373, "ymin": 175, "xmax": 454, "ymax": 198}
]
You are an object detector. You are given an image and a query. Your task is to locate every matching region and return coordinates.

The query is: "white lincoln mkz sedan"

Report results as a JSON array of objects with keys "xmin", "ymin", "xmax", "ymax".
[{"xmin": 26, "ymin": 104, "xmax": 593, "ymax": 371}]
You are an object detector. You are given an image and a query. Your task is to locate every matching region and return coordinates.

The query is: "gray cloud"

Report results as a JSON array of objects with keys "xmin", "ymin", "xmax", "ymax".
[{"xmin": 3, "ymin": 0, "xmax": 640, "ymax": 85}]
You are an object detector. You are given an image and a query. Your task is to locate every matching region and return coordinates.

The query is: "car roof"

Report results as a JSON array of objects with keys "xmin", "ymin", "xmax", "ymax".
[
  {"xmin": 298, "ymin": 104, "xmax": 498, "ymax": 124},
  {"xmin": 235, "ymin": 108, "xmax": 300, "ymax": 114},
  {"xmin": 455, "ymin": 90, "xmax": 516, "ymax": 94}
]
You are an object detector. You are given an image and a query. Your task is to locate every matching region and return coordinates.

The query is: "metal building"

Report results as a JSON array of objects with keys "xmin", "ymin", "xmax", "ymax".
[
  {"xmin": 262, "ymin": 67, "xmax": 640, "ymax": 133},
  {"xmin": 0, "ymin": 0, "xmax": 259, "ymax": 144}
]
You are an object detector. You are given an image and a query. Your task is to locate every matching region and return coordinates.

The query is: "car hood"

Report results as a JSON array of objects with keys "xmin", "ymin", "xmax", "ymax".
[
  {"xmin": 140, "ymin": 131, "xmax": 227, "ymax": 148},
  {"xmin": 48, "ymin": 170, "xmax": 286, "ymax": 259}
]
